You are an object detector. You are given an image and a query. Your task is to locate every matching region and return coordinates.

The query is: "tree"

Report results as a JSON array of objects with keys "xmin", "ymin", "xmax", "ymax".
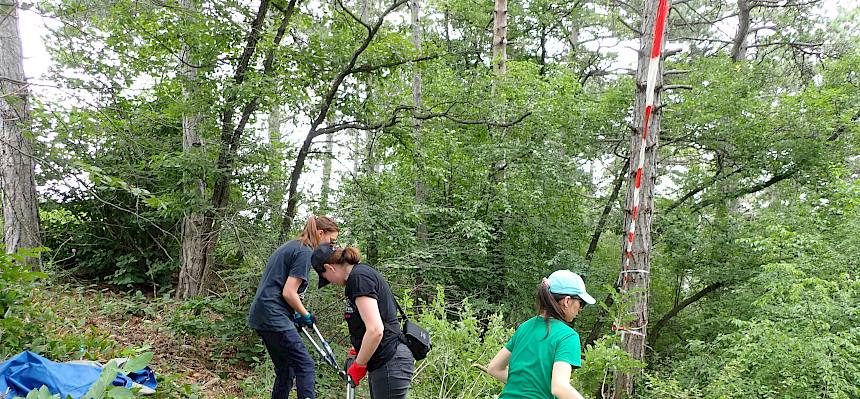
[
  {"xmin": 492, "ymin": 0, "xmax": 507, "ymax": 75},
  {"xmin": 177, "ymin": 0, "xmax": 209, "ymax": 298},
  {"xmin": 0, "ymin": 0, "xmax": 41, "ymax": 268},
  {"xmin": 611, "ymin": 0, "xmax": 669, "ymax": 396},
  {"xmin": 177, "ymin": 0, "xmax": 298, "ymax": 298},
  {"xmin": 279, "ymin": 0, "xmax": 410, "ymax": 237},
  {"xmin": 411, "ymin": 0, "xmax": 428, "ymax": 250}
]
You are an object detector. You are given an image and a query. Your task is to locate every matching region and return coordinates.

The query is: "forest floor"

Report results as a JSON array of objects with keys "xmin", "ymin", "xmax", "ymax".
[{"xmin": 31, "ymin": 284, "xmax": 258, "ymax": 399}]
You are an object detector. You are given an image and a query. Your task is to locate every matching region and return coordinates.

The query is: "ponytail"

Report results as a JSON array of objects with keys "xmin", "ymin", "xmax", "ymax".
[
  {"xmin": 324, "ymin": 246, "xmax": 362, "ymax": 266},
  {"xmin": 297, "ymin": 215, "xmax": 339, "ymax": 248},
  {"xmin": 537, "ymin": 279, "xmax": 569, "ymax": 338}
]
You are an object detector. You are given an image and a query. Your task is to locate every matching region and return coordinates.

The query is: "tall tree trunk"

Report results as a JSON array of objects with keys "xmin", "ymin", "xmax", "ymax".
[
  {"xmin": 319, "ymin": 134, "xmax": 334, "ymax": 213},
  {"xmin": 177, "ymin": 0, "xmax": 211, "ymax": 298},
  {"xmin": 492, "ymin": 0, "xmax": 508, "ymax": 75},
  {"xmin": 177, "ymin": 0, "xmax": 284, "ymax": 298},
  {"xmin": 0, "ymin": 1, "xmax": 42, "ymax": 269},
  {"xmin": 411, "ymin": 0, "xmax": 427, "ymax": 249},
  {"xmin": 539, "ymin": 24, "xmax": 547, "ymax": 76},
  {"xmin": 585, "ymin": 158, "xmax": 629, "ymax": 262},
  {"xmin": 731, "ymin": 0, "xmax": 750, "ymax": 62},
  {"xmin": 611, "ymin": 0, "xmax": 669, "ymax": 396},
  {"xmin": 268, "ymin": 106, "xmax": 286, "ymax": 227},
  {"xmin": 567, "ymin": 21, "xmax": 580, "ymax": 54},
  {"xmin": 487, "ymin": 0, "xmax": 509, "ymax": 304},
  {"xmin": 360, "ymin": 0, "xmax": 379, "ymax": 177}
]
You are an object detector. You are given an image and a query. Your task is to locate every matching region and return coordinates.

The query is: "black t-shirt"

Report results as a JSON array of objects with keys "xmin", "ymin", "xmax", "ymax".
[
  {"xmin": 344, "ymin": 263, "xmax": 403, "ymax": 371},
  {"xmin": 248, "ymin": 240, "xmax": 311, "ymax": 331}
]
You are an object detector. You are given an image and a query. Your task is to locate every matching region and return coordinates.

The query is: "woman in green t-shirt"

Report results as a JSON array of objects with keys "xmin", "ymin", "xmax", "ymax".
[{"xmin": 487, "ymin": 270, "xmax": 596, "ymax": 399}]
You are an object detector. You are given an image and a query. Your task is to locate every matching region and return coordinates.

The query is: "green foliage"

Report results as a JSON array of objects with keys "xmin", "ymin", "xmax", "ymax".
[
  {"xmin": 651, "ymin": 264, "xmax": 860, "ymax": 399},
  {"xmin": 16, "ymin": 0, "xmax": 860, "ymax": 396},
  {"xmin": 408, "ymin": 288, "xmax": 511, "ymax": 399},
  {"xmin": 39, "ymin": 204, "xmax": 179, "ymax": 289},
  {"xmin": 573, "ymin": 336, "xmax": 644, "ymax": 396},
  {"xmin": 646, "ymin": 174, "xmax": 860, "ymax": 398},
  {"xmin": 1, "ymin": 249, "xmax": 49, "ymax": 357},
  {"xmin": 162, "ymin": 293, "xmax": 265, "ymax": 366}
]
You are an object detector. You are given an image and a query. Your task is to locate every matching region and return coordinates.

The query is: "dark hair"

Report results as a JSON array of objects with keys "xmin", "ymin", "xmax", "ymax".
[
  {"xmin": 537, "ymin": 281, "xmax": 577, "ymax": 338},
  {"xmin": 297, "ymin": 216, "xmax": 339, "ymax": 248},
  {"xmin": 324, "ymin": 246, "xmax": 361, "ymax": 266}
]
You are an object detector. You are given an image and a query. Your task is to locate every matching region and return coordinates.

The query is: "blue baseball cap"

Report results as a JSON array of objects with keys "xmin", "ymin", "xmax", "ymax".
[{"xmin": 546, "ymin": 270, "xmax": 596, "ymax": 304}]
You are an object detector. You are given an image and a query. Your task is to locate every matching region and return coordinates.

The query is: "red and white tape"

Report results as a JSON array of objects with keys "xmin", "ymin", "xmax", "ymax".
[{"xmin": 622, "ymin": 0, "xmax": 669, "ymax": 277}]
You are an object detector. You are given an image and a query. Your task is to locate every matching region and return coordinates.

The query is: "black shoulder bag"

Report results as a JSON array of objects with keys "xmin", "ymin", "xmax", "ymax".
[{"xmin": 393, "ymin": 299, "xmax": 431, "ymax": 361}]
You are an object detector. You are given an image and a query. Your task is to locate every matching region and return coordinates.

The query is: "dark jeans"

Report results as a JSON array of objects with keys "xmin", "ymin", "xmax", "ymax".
[
  {"xmin": 368, "ymin": 343, "xmax": 414, "ymax": 399},
  {"xmin": 258, "ymin": 329, "xmax": 316, "ymax": 399}
]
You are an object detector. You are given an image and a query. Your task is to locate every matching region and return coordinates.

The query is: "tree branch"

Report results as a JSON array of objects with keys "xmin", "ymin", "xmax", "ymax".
[
  {"xmin": 350, "ymin": 53, "xmax": 443, "ymax": 74},
  {"xmin": 648, "ymin": 281, "xmax": 725, "ymax": 348},
  {"xmin": 749, "ymin": 0, "xmax": 822, "ymax": 9},
  {"xmin": 309, "ymin": 0, "xmax": 409, "ymax": 132},
  {"xmin": 585, "ymin": 158, "xmax": 629, "ymax": 262},
  {"xmin": 663, "ymin": 69, "xmax": 691, "ymax": 76},
  {"xmin": 335, "ymin": 0, "xmax": 372, "ymax": 31},
  {"xmin": 663, "ymin": 84, "xmax": 693, "ymax": 91},
  {"xmin": 616, "ymin": 16, "xmax": 642, "ymax": 36},
  {"xmin": 746, "ymin": 41, "xmax": 823, "ymax": 48},
  {"xmin": 312, "ymin": 105, "xmax": 532, "ymax": 137}
]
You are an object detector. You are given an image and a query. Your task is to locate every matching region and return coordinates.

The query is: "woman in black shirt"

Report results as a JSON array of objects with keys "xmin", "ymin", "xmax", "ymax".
[{"xmin": 311, "ymin": 243, "xmax": 414, "ymax": 399}]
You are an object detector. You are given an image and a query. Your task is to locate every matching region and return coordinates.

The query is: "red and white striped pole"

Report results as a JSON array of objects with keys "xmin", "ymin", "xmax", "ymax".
[{"xmin": 616, "ymin": 0, "xmax": 670, "ymax": 332}]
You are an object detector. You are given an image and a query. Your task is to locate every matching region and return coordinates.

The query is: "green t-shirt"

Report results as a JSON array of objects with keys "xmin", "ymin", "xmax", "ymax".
[{"xmin": 499, "ymin": 316, "xmax": 582, "ymax": 399}]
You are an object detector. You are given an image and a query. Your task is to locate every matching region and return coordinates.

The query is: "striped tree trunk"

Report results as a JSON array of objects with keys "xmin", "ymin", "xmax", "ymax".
[{"xmin": 611, "ymin": 0, "xmax": 669, "ymax": 396}]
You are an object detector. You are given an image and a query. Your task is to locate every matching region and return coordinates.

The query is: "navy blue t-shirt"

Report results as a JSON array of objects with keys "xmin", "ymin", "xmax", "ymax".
[{"xmin": 248, "ymin": 240, "xmax": 311, "ymax": 331}]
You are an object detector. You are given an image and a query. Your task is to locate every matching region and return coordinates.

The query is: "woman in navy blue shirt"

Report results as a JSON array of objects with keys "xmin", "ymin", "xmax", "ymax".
[{"xmin": 249, "ymin": 216, "xmax": 339, "ymax": 399}]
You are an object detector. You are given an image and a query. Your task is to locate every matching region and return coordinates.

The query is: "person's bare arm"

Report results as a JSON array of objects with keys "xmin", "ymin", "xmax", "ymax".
[
  {"xmin": 487, "ymin": 347, "xmax": 512, "ymax": 383},
  {"xmin": 353, "ymin": 296, "xmax": 384, "ymax": 366},
  {"xmin": 282, "ymin": 276, "xmax": 308, "ymax": 316},
  {"xmin": 550, "ymin": 361, "xmax": 586, "ymax": 399}
]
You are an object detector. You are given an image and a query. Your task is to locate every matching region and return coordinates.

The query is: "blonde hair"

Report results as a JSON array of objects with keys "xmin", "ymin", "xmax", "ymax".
[{"xmin": 296, "ymin": 216, "xmax": 339, "ymax": 248}]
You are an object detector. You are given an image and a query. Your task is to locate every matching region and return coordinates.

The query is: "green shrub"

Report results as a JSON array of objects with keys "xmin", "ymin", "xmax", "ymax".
[
  {"xmin": 649, "ymin": 263, "xmax": 860, "ymax": 399},
  {"xmin": 1, "ymin": 249, "xmax": 48, "ymax": 358},
  {"xmin": 162, "ymin": 293, "xmax": 265, "ymax": 366},
  {"xmin": 408, "ymin": 287, "xmax": 511, "ymax": 399}
]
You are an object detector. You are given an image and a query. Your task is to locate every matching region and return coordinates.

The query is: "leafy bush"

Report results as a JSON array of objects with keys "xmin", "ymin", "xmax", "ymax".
[
  {"xmin": 408, "ymin": 287, "xmax": 511, "ymax": 399},
  {"xmin": 573, "ymin": 335, "xmax": 644, "ymax": 397},
  {"xmin": 407, "ymin": 287, "xmax": 641, "ymax": 399},
  {"xmin": 648, "ymin": 263, "xmax": 860, "ymax": 399},
  {"xmin": 162, "ymin": 293, "xmax": 265, "ymax": 366},
  {"xmin": 1, "ymin": 249, "xmax": 48, "ymax": 358},
  {"xmin": 39, "ymin": 206, "xmax": 178, "ymax": 290}
]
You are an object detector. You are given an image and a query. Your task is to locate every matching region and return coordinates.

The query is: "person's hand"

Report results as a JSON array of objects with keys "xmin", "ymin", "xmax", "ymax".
[
  {"xmin": 348, "ymin": 347, "xmax": 358, "ymax": 357},
  {"xmin": 346, "ymin": 361, "xmax": 367, "ymax": 386},
  {"xmin": 293, "ymin": 311, "xmax": 315, "ymax": 328}
]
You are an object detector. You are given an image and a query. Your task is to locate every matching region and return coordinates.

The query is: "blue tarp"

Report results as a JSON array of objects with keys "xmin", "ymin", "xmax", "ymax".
[{"xmin": 0, "ymin": 351, "xmax": 156, "ymax": 399}]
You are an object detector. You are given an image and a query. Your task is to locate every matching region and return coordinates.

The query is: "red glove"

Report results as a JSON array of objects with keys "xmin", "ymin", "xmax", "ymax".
[
  {"xmin": 348, "ymin": 347, "xmax": 358, "ymax": 357},
  {"xmin": 347, "ymin": 361, "xmax": 367, "ymax": 386}
]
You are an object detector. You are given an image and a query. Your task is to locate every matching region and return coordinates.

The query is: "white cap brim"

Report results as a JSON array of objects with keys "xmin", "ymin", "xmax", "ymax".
[{"xmin": 580, "ymin": 292, "xmax": 596, "ymax": 305}]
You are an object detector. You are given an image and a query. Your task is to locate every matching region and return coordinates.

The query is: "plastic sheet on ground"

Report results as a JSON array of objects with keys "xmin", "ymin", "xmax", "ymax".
[{"xmin": 0, "ymin": 351, "xmax": 157, "ymax": 398}]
